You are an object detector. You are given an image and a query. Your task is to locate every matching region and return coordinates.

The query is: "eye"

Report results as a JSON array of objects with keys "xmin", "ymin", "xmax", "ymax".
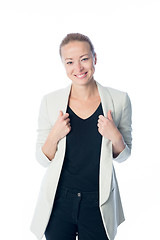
[
  {"xmin": 82, "ymin": 58, "xmax": 89, "ymax": 61},
  {"xmin": 67, "ymin": 61, "xmax": 73, "ymax": 65}
]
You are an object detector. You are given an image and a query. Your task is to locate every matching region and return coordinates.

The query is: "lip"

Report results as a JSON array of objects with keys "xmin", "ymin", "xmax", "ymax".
[{"xmin": 75, "ymin": 72, "xmax": 88, "ymax": 79}]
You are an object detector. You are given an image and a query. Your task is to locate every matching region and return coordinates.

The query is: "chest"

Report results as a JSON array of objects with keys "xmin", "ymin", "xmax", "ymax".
[{"xmin": 68, "ymin": 96, "xmax": 101, "ymax": 120}]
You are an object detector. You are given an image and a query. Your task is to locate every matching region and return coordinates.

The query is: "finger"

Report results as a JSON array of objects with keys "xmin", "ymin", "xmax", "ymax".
[
  {"xmin": 98, "ymin": 115, "xmax": 105, "ymax": 121},
  {"xmin": 62, "ymin": 112, "xmax": 69, "ymax": 120},
  {"xmin": 97, "ymin": 118, "xmax": 103, "ymax": 124},
  {"xmin": 66, "ymin": 118, "xmax": 70, "ymax": 124},
  {"xmin": 59, "ymin": 110, "xmax": 63, "ymax": 117},
  {"xmin": 107, "ymin": 110, "xmax": 113, "ymax": 121}
]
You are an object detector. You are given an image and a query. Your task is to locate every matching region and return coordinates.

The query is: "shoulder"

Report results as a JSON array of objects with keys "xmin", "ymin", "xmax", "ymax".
[
  {"xmin": 97, "ymin": 81, "xmax": 127, "ymax": 99},
  {"xmin": 45, "ymin": 86, "xmax": 67, "ymax": 100},
  {"xmin": 103, "ymin": 85, "xmax": 130, "ymax": 106},
  {"xmin": 106, "ymin": 86, "xmax": 127, "ymax": 98},
  {"xmin": 39, "ymin": 85, "xmax": 70, "ymax": 124},
  {"xmin": 41, "ymin": 85, "xmax": 69, "ymax": 107},
  {"xmin": 98, "ymin": 84, "xmax": 132, "ymax": 113},
  {"xmin": 106, "ymin": 87, "xmax": 132, "ymax": 115}
]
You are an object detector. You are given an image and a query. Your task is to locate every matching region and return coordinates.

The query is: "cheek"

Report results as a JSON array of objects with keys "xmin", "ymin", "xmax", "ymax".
[
  {"xmin": 67, "ymin": 69, "xmax": 75, "ymax": 79},
  {"xmin": 65, "ymin": 66, "xmax": 72, "ymax": 75},
  {"xmin": 88, "ymin": 61, "xmax": 95, "ymax": 71},
  {"xmin": 91, "ymin": 65, "xmax": 95, "ymax": 73}
]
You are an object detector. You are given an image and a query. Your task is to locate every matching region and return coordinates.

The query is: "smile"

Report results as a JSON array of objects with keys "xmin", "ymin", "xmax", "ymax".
[{"xmin": 75, "ymin": 72, "xmax": 88, "ymax": 79}]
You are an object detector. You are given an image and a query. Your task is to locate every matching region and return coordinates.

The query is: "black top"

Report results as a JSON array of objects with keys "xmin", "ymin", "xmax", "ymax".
[{"xmin": 57, "ymin": 102, "xmax": 104, "ymax": 192}]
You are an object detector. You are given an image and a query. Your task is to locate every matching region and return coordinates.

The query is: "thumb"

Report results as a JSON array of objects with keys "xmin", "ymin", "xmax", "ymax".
[
  {"xmin": 107, "ymin": 110, "xmax": 113, "ymax": 121},
  {"xmin": 59, "ymin": 110, "xmax": 63, "ymax": 117}
]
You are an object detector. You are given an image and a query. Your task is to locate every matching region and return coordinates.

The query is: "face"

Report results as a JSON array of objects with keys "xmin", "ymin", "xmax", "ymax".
[{"xmin": 61, "ymin": 41, "xmax": 97, "ymax": 86}]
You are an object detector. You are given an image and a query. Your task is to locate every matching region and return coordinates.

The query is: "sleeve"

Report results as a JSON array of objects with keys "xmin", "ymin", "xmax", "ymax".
[
  {"xmin": 113, "ymin": 92, "xmax": 132, "ymax": 163},
  {"xmin": 35, "ymin": 95, "xmax": 53, "ymax": 167}
]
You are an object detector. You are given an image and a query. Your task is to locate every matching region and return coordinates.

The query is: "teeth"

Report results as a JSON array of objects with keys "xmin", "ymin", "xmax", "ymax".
[{"xmin": 76, "ymin": 73, "xmax": 86, "ymax": 77}]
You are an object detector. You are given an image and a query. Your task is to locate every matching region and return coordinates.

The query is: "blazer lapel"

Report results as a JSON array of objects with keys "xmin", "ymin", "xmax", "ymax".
[
  {"xmin": 59, "ymin": 80, "xmax": 114, "ymax": 206},
  {"xmin": 96, "ymin": 81, "xmax": 114, "ymax": 205}
]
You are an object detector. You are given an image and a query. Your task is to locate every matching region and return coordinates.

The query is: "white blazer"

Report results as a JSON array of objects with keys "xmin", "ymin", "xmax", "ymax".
[{"xmin": 30, "ymin": 80, "xmax": 132, "ymax": 240}]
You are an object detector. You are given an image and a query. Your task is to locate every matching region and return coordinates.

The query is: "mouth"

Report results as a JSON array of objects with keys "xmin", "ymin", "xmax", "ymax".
[{"xmin": 75, "ymin": 72, "xmax": 88, "ymax": 79}]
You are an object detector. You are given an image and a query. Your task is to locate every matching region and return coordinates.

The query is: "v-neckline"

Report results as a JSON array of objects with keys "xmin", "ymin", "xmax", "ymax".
[{"xmin": 68, "ymin": 102, "xmax": 101, "ymax": 121}]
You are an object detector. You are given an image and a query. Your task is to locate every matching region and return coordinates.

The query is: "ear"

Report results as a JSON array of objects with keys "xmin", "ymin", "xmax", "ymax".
[{"xmin": 94, "ymin": 53, "xmax": 97, "ymax": 65}]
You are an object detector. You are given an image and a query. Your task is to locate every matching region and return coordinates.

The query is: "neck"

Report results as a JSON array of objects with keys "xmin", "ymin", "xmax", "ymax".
[{"xmin": 70, "ymin": 79, "xmax": 98, "ymax": 101}]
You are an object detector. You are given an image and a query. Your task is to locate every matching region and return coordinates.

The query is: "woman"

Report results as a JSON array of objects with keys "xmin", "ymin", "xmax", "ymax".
[{"xmin": 30, "ymin": 33, "xmax": 132, "ymax": 240}]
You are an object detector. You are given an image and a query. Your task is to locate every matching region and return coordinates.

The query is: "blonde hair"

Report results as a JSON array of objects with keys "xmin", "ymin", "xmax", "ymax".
[{"xmin": 59, "ymin": 33, "xmax": 95, "ymax": 57}]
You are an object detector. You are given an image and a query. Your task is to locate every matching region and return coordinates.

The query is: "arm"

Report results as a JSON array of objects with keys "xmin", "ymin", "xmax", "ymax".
[
  {"xmin": 35, "ymin": 95, "xmax": 71, "ymax": 167},
  {"xmin": 113, "ymin": 93, "xmax": 132, "ymax": 162},
  {"xmin": 41, "ymin": 131, "xmax": 59, "ymax": 161},
  {"xmin": 35, "ymin": 95, "xmax": 58, "ymax": 167},
  {"xmin": 97, "ymin": 92, "xmax": 132, "ymax": 162},
  {"xmin": 112, "ymin": 133, "xmax": 126, "ymax": 158}
]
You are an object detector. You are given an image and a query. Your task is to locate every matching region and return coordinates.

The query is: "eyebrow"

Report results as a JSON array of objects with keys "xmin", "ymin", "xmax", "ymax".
[{"xmin": 65, "ymin": 54, "xmax": 89, "ymax": 61}]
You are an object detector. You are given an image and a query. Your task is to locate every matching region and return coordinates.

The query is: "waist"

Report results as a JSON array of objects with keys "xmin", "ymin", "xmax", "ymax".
[{"xmin": 55, "ymin": 185, "xmax": 99, "ymax": 200}]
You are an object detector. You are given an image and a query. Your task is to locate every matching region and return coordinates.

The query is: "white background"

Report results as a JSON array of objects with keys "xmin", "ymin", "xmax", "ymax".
[{"xmin": 0, "ymin": 0, "xmax": 160, "ymax": 239}]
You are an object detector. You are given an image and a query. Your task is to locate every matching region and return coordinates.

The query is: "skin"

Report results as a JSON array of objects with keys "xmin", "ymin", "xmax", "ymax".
[
  {"xmin": 42, "ymin": 41, "xmax": 125, "ymax": 160},
  {"xmin": 61, "ymin": 41, "xmax": 97, "ymax": 94}
]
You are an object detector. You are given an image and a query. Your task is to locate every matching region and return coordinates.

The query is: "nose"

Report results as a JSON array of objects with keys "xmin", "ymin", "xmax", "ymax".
[{"xmin": 75, "ymin": 61, "xmax": 84, "ymax": 72}]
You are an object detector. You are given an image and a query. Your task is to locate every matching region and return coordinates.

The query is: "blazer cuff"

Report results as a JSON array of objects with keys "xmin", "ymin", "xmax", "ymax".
[{"xmin": 113, "ymin": 144, "xmax": 131, "ymax": 163}]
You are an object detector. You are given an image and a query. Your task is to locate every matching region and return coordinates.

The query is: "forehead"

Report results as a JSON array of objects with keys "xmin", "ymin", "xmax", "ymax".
[{"xmin": 61, "ymin": 41, "xmax": 91, "ymax": 59}]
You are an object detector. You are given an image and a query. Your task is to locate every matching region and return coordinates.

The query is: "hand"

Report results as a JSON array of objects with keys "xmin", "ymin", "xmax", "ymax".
[
  {"xmin": 42, "ymin": 111, "xmax": 71, "ymax": 161},
  {"xmin": 97, "ymin": 110, "xmax": 125, "ymax": 157},
  {"xmin": 97, "ymin": 110, "xmax": 121, "ymax": 143},
  {"xmin": 50, "ymin": 110, "xmax": 71, "ymax": 142}
]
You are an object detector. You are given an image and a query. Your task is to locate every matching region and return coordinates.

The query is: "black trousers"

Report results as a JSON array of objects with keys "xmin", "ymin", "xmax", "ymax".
[{"xmin": 45, "ymin": 186, "xmax": 109, "ymax": 240}]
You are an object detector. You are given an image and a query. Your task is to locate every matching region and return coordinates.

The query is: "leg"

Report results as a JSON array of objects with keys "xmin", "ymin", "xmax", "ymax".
[
  {"xmin": 78, "ymin": 199, "xmax": 109, "ymax": 240},
  {"xmin": 45, "ymin": 189, "xmax": 78, "ymax": 240},
  {"xmin": 45, "ymin": 212, "xmax": 77, "ymax": 240}
]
